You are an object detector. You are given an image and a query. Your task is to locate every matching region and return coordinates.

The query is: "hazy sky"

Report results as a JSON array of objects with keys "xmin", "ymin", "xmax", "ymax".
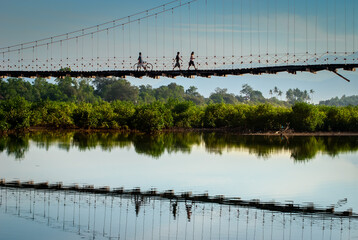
[{"xmin": 0, "ymin": 0, "xmax": 357, "ymax": 102}]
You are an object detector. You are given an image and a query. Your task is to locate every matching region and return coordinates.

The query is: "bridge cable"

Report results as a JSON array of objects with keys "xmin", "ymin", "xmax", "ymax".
[
  {"xmin": 122, "ymin": 25, "xmax": 125, "ymax": 68},
  {"xmin": 354, "ymin": 0, "xmax": 356, "ymax": 55},
  {"xmin": 196, "ymin": 0, "xmax": 199, "ymax": 63},
  {"xmin": 138, "ymin": 20, "xmax": 141, "ymax": 57},
  {"xmin": 205, "ymin": 0, "xmax": 208, "ymax": 63},
  {"xmin": 275, "ymin": 0, "xmax": 277, "ymax": 59},
  {"xmin": 172, "ymin": 8, "xmax": 175, "ymax": 60},
  {"xmin": 107, "ymin": 28, "xmax": 109, "ymax": 68},
  {"xmin": 189, "ymin": 3, "xmax": 192, "ymax": 57},
  {"xmin": 232, "ymin": 0, "xmax": 235, "ymax": 67},
  {"xmin": 113, "ymin": 22, "xmax": 116, "ymax": 69},
  {"xmin": 0, "ymin": 0, "xmax": 182, "ymax": 51},
  {"xmin": 315, "ymin": 0, "xmax": 318, "ymax": 60},
  {"xmin": 214, "ymin": 0, "xmax": 217, "ymax": 59},
  {"xmin": 66, "ymin": 33, "xmax": 69, "ymax": 68},
  {"xmin": 293, "ymin": 0, "xmax": 296, "ymax": 63},
  {"xmin": 147, "ymin": 11, "xmax": 149, "ymax": 60},
  {"xmin": 241, "ymin": 0, "xmax": 243, "ymax": 63},
  {"xmin": 305, "ymin": 0, "xmax": 308, "ymax": 61},
  {"xmin": 327, "ymin": 0, "xmax": 329, "ymax": 56},
  {"xmin": 267, "ymin": 0, "xmax": 270, "ymax": 65},
  {"xmin": 156, "ymin": 14, "xmax": 158, "ymax": 67},
  {"xmin": 287, "ymin": 0, "xmax": 290, "ymax": 64},
  {"xmin": 81, "ymin": 31, "xmax": 83, "ymax": 71},
  {"xmin": 258, "ymin": 0, "xmax": 261, "ymax": 63},
  {"xmin": 345, "ymin": 0, "xmax": 347, "ymax": 55},
  {"xmin": 250, "ymin": 0, "xmax": 253, "ymax": 64},
  {"xmin": 163, "ymin": 5, "xmax": 166, "ymax": 69},
  {"xmin": 97, "ymin": 28, "xmax": 100, "ymax": 69},
  {"xmin": 223, "ymin": 0, "xmax": 225, "ymax": 62}
]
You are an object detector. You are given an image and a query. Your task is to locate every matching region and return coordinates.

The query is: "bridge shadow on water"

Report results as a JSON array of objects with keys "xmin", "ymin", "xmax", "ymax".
[{"xmin": 0, "ymin": 186, "xmax": 357, "ymax": 240}]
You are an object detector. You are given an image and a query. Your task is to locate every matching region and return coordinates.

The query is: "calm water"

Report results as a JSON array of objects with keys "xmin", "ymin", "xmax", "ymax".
[{"xmin": 0, "ymin": 132, "xmax": 357, "ymax": 239}]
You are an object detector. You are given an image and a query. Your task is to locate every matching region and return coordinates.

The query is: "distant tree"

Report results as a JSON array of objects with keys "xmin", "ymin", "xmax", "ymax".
[
  {"xmin": 286, "ymin": 88, "xmax": 310, "ymax": 105},
  {"xmin": 93, "ymin": 78, "xmax": 139, "ymax": 102},
  {"xmin": 310, "ymin": 89, "xmax": 315, "ymax": 103},
  {"xmin": 319, "ymin": 95, "xmax": 358, "ymax": 106}
]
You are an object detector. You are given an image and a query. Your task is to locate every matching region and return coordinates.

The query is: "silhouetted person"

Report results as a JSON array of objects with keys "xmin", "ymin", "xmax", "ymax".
[
  {"xmin": 172, "ymin": 201, "xmax": 178, "ymax": 220},
  {"xmin": 188, "ymin": 51, "xmax": 197, "ymax": 70},
  {"xmin": 173, "ymin": 52, "xmax": 182, "ymax": 70},
  {"xmin": 137, "ymin": 52, "xmax": 146, "ymax": 70},
  {"xmin": 186, "ymin": 203, "xmax": 192, "ymax": 222}
]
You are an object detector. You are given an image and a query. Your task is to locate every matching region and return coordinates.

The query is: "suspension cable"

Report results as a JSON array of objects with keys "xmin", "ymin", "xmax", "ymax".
[{"xmin": 0, "ymin": 0, "xmax": 183, "ymax": 51}]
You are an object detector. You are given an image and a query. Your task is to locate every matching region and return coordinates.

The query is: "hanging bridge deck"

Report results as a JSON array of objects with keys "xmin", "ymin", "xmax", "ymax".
[{"xmin": 0, "ymin": 63, "xmax": 356, "ymax": 79}]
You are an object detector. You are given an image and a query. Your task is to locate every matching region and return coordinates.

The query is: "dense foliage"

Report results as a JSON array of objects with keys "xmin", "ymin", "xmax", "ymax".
[
  {"xmin": 319, "ymin": 95, "xmax": 358, "ymax": 106},
  {"xmin": 0, "ymin": 97, "xmax": 357, "ymax": 132},
  {"xmin": 0, "ymin": 77, "xmax": 357, "ymax": 132}
]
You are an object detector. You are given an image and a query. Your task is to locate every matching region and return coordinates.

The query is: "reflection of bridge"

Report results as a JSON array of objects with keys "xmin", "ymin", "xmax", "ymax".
[
  {"xmin": 1, "ymin": 183, "xmax": 357, "ymax": 240},
  {"xmin": 0, "ymin": 0, "xmax": 357, "ymax": 80}
]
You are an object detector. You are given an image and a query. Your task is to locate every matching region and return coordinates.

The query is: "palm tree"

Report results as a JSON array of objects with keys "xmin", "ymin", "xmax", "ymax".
[
  {"xmin": 269, "ymin": 89, "xmax": 273, "ymax": 98},
  {"xmin": 310, "ymin": 89, "xmax": 315, "ymax": 103},
  {"xmin": 278, "ymin": 90, "xmax": 283, "ymax": 101}
]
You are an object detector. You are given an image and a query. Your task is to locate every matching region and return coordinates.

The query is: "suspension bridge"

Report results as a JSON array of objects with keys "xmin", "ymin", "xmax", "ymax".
[
  {"xmin": 0, "ymin": 0, "xmax": 357, "ymax": 81},
  {"xmin": 1, "ymin": 180, "xmax": 357, "ymax": 240}
]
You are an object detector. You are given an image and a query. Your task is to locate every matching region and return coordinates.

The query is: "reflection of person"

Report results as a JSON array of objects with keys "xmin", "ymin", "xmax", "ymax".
[
  {"xmin": 137, "ymin": 52, "xmax": 146, "ymax": 70},
  {"xmin": 186, "ymin": 203, "xmax": 192, "ymax": 222},
  {"xmin": 173, "ymin": 52, "xmax": 182, "ymax": 70},
  {"xmin": 188, "ymin": 51, "xmax": 197, "ymax": 70}
]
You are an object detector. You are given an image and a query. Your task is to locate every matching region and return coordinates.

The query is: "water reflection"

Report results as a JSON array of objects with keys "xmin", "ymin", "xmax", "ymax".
[
  {"xmin": 0, "ymin": 187, "xmax": 356, "ymax": 240},
  {"xmin": 0, "ymin": 131, "xmax": 357, "ymax": 161}
]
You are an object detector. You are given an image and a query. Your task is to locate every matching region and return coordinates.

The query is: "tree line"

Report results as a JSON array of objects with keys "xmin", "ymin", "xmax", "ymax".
[
  {"xmin": 0, "ymin": 77, "xmax": 322, "ymax": 106},
  {"xmin": 0, "ymin": 96, "xmax": 357, "ymax": 132}
]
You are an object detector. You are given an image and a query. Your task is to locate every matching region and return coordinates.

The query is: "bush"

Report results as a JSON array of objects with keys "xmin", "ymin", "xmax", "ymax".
[
  {"xmin": 111, "ymin": 101, "xmax": 136, "ymax": 129},
  {"xmin": 32, "ymin": 101, "xmax": 75, "ymax": 128},
  {"xmin": 290, "ymin": 103, "xmax": 326, "ymax": 132},
  {"xmin": 133, "ymin": 102, "xmax": 173, "ymax": 132},
  {"xmin": 172, "ymin": 101, "xmax": 203, "ymax": 128},
  {"xmin": 72, "ymin": 103, "xmax": 98, "ymax": 129},
  {"xmin": 0, "ymin": 97, "xmax": 31, "ymax": 129},
  {"xmin": 203, "ymin": 103, "xmax": 237, "ymax": 128}
]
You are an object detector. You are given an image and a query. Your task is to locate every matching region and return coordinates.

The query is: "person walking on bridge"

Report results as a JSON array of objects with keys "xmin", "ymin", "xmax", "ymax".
[
  {"xmin": 188, "ymin": 51, "xmax": 197, "ymax": 70},
  {"xmin": 173, "ymin": 52, "xmax": 182, "ymax": 70}
]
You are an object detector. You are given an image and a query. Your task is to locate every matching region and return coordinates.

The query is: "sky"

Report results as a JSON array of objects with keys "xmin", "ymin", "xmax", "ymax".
[{"xmin": 0, "ymin": 0, "xmax": 357, "ymax": 102}]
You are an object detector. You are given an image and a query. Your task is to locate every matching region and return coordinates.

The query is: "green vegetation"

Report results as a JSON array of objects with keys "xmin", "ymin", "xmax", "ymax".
[
  {"xmin": 319, "ymin": 95, "xmax": 358, "ymax": 106},
  {"xmin": 0, "ymin": 77, "xmax": 357, "ymax": 133}
]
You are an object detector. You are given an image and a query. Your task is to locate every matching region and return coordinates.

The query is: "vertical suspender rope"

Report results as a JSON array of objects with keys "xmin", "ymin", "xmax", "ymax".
[
  {"xmin": 107, "ymin": 29, "xmax": 109, "ymax": 68},
  {"xmin": 241, "ymin": 0, "xmax": 243, "ymax": 62},
  {"xmin": 258, "ymin": 0, "xmax": 261, "ymax": 62},
  {"xmin": 267, "ymin": 0, "xmax": 269, "ymax": 64},
  {"xmin": 275, "ymin": 0, "xmax": 277, "ymax": 59},
  {"xmin": 214, "ymin": 0, "xmax": 217, "ymax": 58},
  {"xmin": 156, "ymin": 14, "xmax": 158, "ymax": 64},
  {"xmin": 128, "ymin": 17, "xmax": 131, "ymax": 60},
  {"xmin": 232, "ymin": 0, "xmax": 234, "ymax": 60},
  {"xmin": 81, "ymin": 31, "xmax": 83, "ymax": 71},
  {"xmin": 172, "ymin": 8, "xmax": 175, "ymax": 59},
  {"xmin": 334, "ymin": 0, "xmax": 337, "ymax": 54},
  {"xmin": 122, "ymin": 25, "xmax": 125, "ymax": 68},
  {"xmin": 354, "ymin": 0, "xmax": 356, "ymax": 55},
  {"xmin": 206, "ymin": 0, "xmax": 208, "ymax": 62},
  {"xmin": 66, "ymin": 33, "xmax": 69, "ymax": 67},
  {"xmin": 163, "ymin": 5, "xmax": 166, "ymax": 69},
  {"xmin": 76, "ymin": 37, "xmax": 78, "ymax": 69},
  {"xmin": 97, "ymin": 26, "xmax": 99, "ymax": 70},
  {"xmin": 180, "ymin": 0, "xmax": 183, "ymax": 55},
  {"xmin": 147, "ymin": 11, "xmax": 149, "ymax": 59},
  {"xmin": 327, "ymin": 0, "xmax": 329, "ymax": 55},
  {"xmin": 293, "ymin": 0, "xmax": 295, "ymax": 62},
  {"xmin": 305, "ymin": 0, "xmax": 308, "ymax": 58},
  {"xmin": 223, "ymin": 0, "xmax": 225, "ymax": 60},
  {"xmin": 250, "ymin": 0, "xmax": 252, "ymax": 59},
  {"xmin": 345, "ymin": 0, "xmax": 347, "ymax": 54},
  {"xmin": 138, "ymin": 20, "xmax": 141, "ymax": 55},
  {"xmin": 315, "ymin": 0, "xmax": 318, "ymax": 59},
  {"xmin": 114, "ymin": 22, "xmax": 116, "ymax": 69},
  {"xmin": 197, "ymin": 0, "xmax": 199, "ymax": 59},
  {"xmin": 189, "ymin": 3, "xmax": 192, "ymax": 53},
  {"xmin": 287, "ymin": 0, "xmax": 290, "ymax": 64}
]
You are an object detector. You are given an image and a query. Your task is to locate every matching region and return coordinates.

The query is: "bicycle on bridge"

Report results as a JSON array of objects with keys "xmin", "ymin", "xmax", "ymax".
[{"xmin": 134, "ymin": 52, "xmax": 153, "ymax": 71}]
